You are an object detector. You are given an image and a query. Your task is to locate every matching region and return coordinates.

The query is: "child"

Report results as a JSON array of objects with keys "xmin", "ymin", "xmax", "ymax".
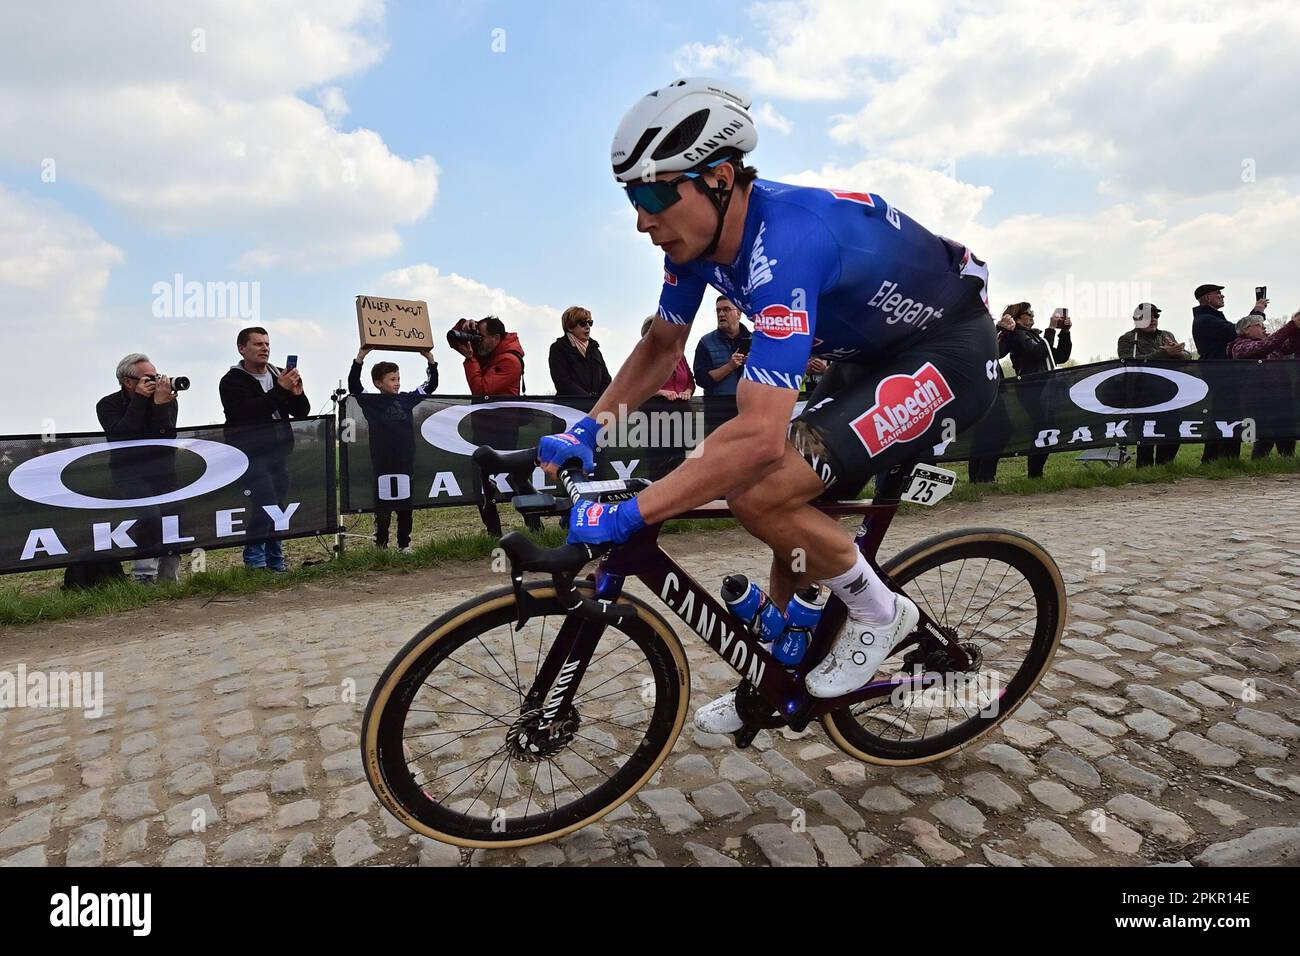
[{"xmin": 348, "ymin": 346, "xmax": 438, "ymax": 552}]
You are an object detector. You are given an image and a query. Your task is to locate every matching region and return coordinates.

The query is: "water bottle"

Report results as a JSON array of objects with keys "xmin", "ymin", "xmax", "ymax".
[
  {"xmin": 775, "ymin": 585, "xmax": 824, "ymax": 666},
  {"xmin": 720, "ymin": 574, "xmax": 788, "ymax": 644}
]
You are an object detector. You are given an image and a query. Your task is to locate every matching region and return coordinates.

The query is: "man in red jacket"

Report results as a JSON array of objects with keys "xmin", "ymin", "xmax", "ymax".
[{"xmin": 451, "ymin": 315, "xmax": 525, "ymax": 396}]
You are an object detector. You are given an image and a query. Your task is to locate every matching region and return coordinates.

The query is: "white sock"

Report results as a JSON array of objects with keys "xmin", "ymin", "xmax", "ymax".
[{"xmin": 824, "ymin": 553, "xmax": 897, "ymax": 624}]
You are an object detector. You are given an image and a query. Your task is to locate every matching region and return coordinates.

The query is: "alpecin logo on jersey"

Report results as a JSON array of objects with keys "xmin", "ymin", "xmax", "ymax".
[
  {"xmin": 743, "ymin": 221, "xmax": 778, "ymax": 295},
  {"xmin": 849, "ymin": 362, "xmax": 955, "ymax": 457},
  {"xmin": 753, "ymin": 304, "xmax": 809, "ymax": 339},
  {"xmin": 663, "ymin": 270, "xmax": 677, "ymax": 286}
]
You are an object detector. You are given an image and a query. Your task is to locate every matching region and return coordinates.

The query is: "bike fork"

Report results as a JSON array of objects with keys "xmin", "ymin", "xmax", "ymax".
[{"xmin": 520, "ymin": 568, "xmax": 626, "ymax": 746}]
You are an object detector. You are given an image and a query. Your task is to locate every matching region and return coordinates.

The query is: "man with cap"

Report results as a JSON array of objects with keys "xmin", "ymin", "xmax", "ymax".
[
  {"xmin": 1228, "ymin": 310, "xmax": 1300, "ymax": 459},
  {"xmin": 1192, "ymin": 284, "xmax": 1267, "ymax": 461},
  {"xmin": 1118, "ymin": 303, "xmax": 1187, "ymax": 467}
]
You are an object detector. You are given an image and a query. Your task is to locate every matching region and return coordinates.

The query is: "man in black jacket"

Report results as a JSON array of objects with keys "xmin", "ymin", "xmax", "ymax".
[
  {"xmin": 93, "ymin": 352, "xmax": 181, "ymax": 584},
  {"xmin": 1191, "ymin": 284, "xmax": 1267, "ymax": 462},
  {"xmin": 548, "ymin": 306, "xmax": 613, "ymax": 397},
  {"xmin": 348, "ymin": 346, "xmax": 437, "ymax": 551},
  {"xmin": 997, "ymin": 303, "xmax": 1072, "ymax": 478},
  {"xmin": 219, "ymin": 327, "xmax": 311, "ymax": 571}
]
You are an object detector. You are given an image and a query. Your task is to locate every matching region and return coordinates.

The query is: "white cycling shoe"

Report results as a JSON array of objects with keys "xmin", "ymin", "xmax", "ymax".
[
  {"xmin": 805, "ymin": 594, "xmax": 920, "ymax": 698},
  {"xmin": 693, "ymin": 689, "xmax": 746, "ymax": 734},
  {"xmin": 692, "ymin": 594, "xmax": 920, "ymax": 731}
]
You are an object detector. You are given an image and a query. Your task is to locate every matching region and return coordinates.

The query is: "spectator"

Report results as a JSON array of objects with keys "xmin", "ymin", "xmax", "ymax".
[
  {"xmin": 93, "ymin": 353, "xmax": 180, "ymax": 584},
  {"xmin": 693, "ymin": 296, "xmax": 751, "ymax": 397},
  {"xmin": 348, "ymin": 346, "xmax": 438, "ymax": 552},
  {"xmin": 641, "ymin": 315, "xmax": 695, "ymax": 401},
  {"xmin": 453, "ymin": 315, "xmax": 525, "ymax": 396},
  {"xmin": 639, "ymin": 315, "xmax": 696, "ymax": 479},
  {"xmin": 694, "ymin": 296, "xmax": 752, "ymax": 437},
  {"xmin": 1191, "ymin": 284, "xmax": 1266, "ymax": 461},
  {"xmin": 967, "ymin": 310, "xmax": 1013, "ymax": 483},
  {"xmin": 219, "ymin": 327, "xmax": 310, "ymax": 572},
  {"xmin": 801, "ymin": 357, "xmax": 829, "ymax": 397},
  {"xmin": 1118, "ymin": 303, "xmax": 1186, "ymax": 468},
  {"xmin": 1228, "ymin": 311, "xmax": 1300, "ymax": 459},
  {"xmin": 997, "ymin": 303, "xmax": 1071, "ymax": 479},
  {"xmin": 549, "ymin": 306, "xmax": 612, "ymax": 398}
]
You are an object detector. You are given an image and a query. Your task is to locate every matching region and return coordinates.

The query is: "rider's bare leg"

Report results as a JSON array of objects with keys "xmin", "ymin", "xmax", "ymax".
[{"xmin": 725, "ymin": 442, "xmax": 859, "ymax": 606}]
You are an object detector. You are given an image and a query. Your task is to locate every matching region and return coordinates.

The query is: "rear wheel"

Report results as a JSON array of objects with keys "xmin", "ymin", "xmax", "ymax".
[
  {"xmin": 822, "ymin": 528, "xmax": 1065, "ymax": 765},
  {"xmin": 362, "ymin": 582, "xmax": 690, "ymax": 848}
]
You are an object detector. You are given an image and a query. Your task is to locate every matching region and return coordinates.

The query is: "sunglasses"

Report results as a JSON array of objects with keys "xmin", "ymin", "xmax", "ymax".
[
  {"xmin": 572, "ymin": 319, "xmax": 593, "ymax": 328},
  {"xmin": 623, "ymin": 157, "xmax": 726, "ymax": 214}
]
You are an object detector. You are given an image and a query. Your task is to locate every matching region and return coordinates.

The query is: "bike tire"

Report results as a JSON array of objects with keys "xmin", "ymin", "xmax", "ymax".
[
  {"xmin": 822, "ymin": 528, "xmax": 1066, "ymax": 765},
  {"xmin": 362, "ymin": 582, "xmax": 690, "ymax": 848}
]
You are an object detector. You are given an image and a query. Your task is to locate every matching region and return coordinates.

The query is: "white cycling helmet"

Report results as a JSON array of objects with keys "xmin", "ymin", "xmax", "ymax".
[{"xmin": 611, "ymin": 77, "xmax": 758, "ymax": 184}]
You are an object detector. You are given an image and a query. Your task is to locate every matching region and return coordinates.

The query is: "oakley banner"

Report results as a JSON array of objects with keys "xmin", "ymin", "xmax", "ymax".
[
  {"xmin": 340, "ymin": 394, "xmax": 736, "ymax": 511},
  {"xmin": 938, "ymin": 359, "xmax": 1300, "ymax": 461},
  {"xmin": 1, "ymin": 417, "xmax": 337, "ymax": 574}
]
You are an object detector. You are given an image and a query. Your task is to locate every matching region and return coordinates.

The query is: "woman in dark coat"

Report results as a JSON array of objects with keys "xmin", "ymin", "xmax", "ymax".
[{"xmin": 548, "ymin": 306, "xmax": 613, "ymax": 398}]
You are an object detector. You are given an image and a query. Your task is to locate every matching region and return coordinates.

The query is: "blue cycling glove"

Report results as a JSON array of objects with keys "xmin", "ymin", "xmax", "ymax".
[
  {"xmin": 538, "ymin": 415, "xmax": 601, "ymax": 474},
  {"xmin": 568, "ymin": 496, "xmax": 646, "ymax": 546}
]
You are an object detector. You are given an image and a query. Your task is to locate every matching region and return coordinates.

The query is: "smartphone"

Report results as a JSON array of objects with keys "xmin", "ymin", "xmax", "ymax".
[
  {"xmin": 285, "ymin": 354, "xmax": 299, "ymax": 370},
  {"xmin": 1256, "ymin": 286, "xmax": 1267, "ymax": 302},
  {"xmin": 738, "ymin": 339, "xmax": 752, "ymax": 355},
  {"xmin": 1061, "ymin": 307, "xmax": 1069, "ymax": 319}
]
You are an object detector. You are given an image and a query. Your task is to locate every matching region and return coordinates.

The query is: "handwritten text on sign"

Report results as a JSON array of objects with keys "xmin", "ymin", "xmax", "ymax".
[{"xmin": 355, "ymin": 295, "xmax": 433, "ymax": 351}]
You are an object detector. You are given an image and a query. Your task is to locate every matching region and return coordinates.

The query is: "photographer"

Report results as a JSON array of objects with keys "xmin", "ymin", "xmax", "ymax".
[
  {"xmin": 548, "ymin": 306, "xmax": 612, "ymax": 397},
  {"xmin": 1118, "ymin": 303, "xmax": 1186, "ymax": 467},
  {"xmin": 1228, "ymin": 312, "xmax": 1300, "ymax": 459},
  {"xmin": 451, "ymin": 315, "xmax": 525, "ymax": 396},
  {"xmin": 348, "ymin": 346, "xmax": 438, "ymax": 552},
  {"xmin": 997, "ymin": 303, "xmax": 1071, "ymax": 479},
  {"xmin": 93, "ymin": 353, "xmax": 182, "ymax": 584},
  {"xmin": 219, "ymin": 327, "xmax": 311, "ymax": 572}
]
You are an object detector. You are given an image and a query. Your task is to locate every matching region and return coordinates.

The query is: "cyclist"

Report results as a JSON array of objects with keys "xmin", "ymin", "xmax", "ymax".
[{"xmin": 538, "ymin": 78, "xmax": 999, "ymax": 733}]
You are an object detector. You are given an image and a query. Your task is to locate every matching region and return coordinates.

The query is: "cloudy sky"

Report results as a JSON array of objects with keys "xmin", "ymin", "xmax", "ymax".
[{"xmin": 2, "ymin": 0, "xmax": 1297, "ymax": 433}]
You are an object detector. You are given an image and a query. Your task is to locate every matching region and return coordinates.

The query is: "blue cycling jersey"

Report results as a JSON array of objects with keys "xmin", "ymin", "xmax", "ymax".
[{"xmin": 657, "ymin": 179, "xmax": 990, "ymax": 391}]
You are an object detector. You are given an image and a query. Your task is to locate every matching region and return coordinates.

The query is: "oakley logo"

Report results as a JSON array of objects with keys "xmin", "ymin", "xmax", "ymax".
[
  {"xmin": 1068, "ymin": 367, "xmax": 1208, "ymax": 415},
  {"xmin": 850, "ymin": 363, "xmax": 955, "ymax": 457},
  {"xmin": 8, "ymin": 440, "xmax": 249, "ymax": 510}
]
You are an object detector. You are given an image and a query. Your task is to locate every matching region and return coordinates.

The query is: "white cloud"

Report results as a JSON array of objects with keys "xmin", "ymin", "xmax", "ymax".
[
  {"xmin": 679, "ymin": 0, "xmax": 1300, "ymax": 200},
  {"xmin": 0, "ymin": 186, "xmax": 123, "ymax": 326},
  {"xmin": 782, "ymin": 159, "xmax": 992, "ymax": 241},
  {"xmin": 0, "ymin": 1, "xmax": 437, "ymax": 270},
  {"xmin": 753, "ymin": 103, "xmax": 793, "ymax": 136}
]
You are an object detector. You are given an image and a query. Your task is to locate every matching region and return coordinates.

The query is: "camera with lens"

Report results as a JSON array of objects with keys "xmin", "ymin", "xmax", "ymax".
[
  {"xmin": 143, "ymin": 374, "xmax": 191, "ymax": 392},
  {"xmin": 446, "ymin": 318, "xmax": 483, "ymax": 348}
]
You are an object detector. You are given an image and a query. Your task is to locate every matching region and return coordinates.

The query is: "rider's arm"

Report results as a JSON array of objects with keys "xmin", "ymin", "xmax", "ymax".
[{"xmin": 637, "ymin": 378, "xmax": 798, "ymax": 523}]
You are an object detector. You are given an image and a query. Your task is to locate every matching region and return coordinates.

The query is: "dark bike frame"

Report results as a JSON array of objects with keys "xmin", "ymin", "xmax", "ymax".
[{"xmin": 517, "ymin": 462, "xmax": 974, "ymax": 734}]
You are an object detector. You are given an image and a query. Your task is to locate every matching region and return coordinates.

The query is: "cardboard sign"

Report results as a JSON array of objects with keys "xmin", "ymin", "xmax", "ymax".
[{"xmin": 356, "ymin": 295, "xmax": 433, "ymax": 351}]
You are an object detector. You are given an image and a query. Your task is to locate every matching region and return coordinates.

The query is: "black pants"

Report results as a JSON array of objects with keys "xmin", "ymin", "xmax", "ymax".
[
  {"xmin": 792, "ymin": 307, "xmax": 999, "ymax": 498},
  {"xmin": 1252, "ymin": 439, "xmax": 1296, "ymax": 459},
  {"xmin": 1202, "ymin": 440, "xmax": 1242, "ymax": 463},
  {"xmin": 1136, "ymin": 443, "xmax": 1180, "ymax": 468},
  {"xmin": 374, "ymin": 508, "xmax": 414, "ymax": 548}
]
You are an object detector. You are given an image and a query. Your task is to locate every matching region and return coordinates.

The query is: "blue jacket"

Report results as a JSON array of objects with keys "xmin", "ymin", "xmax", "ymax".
[{"xmin": 693, "ymin": 324, "xmax": 752, "ymax": 396}]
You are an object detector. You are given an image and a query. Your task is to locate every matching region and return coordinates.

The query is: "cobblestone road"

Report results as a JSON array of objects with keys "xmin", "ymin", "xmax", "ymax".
[{"xmin": 3, "ymin": 475, "xmax": 1300, "ymax": 867}]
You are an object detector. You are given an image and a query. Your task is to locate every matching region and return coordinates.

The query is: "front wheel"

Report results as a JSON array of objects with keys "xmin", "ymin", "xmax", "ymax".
[
  {"xmin": 822, "ymin": 528, "xmax": 1066, "ymax": 765},
  {"xmin": 362, "ymin": 582, "xmax": 690, "ymax": 848}
]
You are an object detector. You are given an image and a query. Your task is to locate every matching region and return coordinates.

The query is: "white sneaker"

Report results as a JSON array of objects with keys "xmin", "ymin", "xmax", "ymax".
[
  {"xmin": 805, "ymin": 594, "xmax": 920, "ymax": 698},
  {"xmin": 399, "ymin": 546, "xmax": 415, "ymax": 555},
  {"xmin": 693, "ymin": 690, "xmax": 745, "ymax": 734}
]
